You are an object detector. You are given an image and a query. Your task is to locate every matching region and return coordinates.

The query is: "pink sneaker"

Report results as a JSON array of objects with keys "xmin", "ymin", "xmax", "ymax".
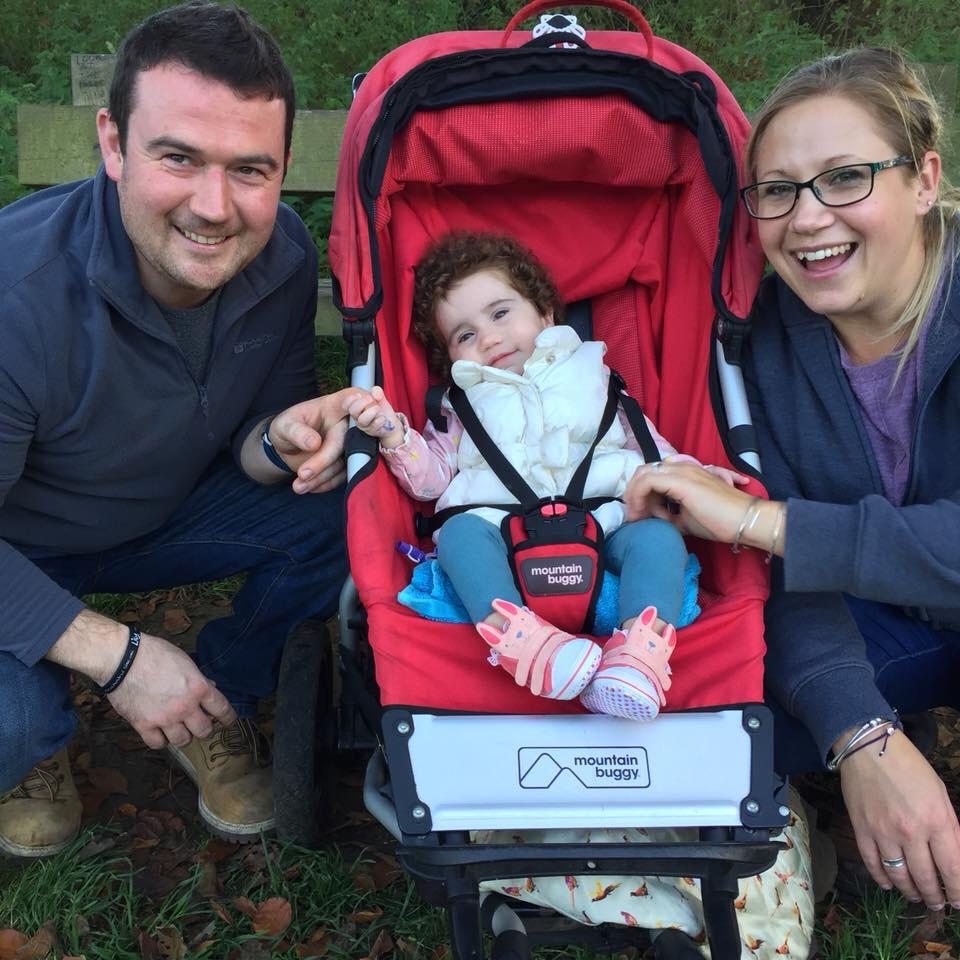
[
  {"xmin": 580, "ymin": 606, "xmax": 676, "ymax": 721},
  {"xmin": 476, "ymin": 599, "xmax": 602, "ymax": 700}
]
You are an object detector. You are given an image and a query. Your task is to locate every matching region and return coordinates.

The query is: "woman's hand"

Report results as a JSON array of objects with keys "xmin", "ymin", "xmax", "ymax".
[
  {"xmin": 624, "ymin": 460, "xmax": 762, "ymax": 542},
  {"xmin": 344, "ymin": 386, "xmax": 405, "ymax": 448},
  {"xmin": 840, "ymin": 730, "xmax": 960, "ymax": 909}
]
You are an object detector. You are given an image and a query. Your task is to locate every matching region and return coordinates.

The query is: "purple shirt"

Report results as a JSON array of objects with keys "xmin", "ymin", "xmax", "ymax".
[{"xmin": 838, "ymin": 341, "xmax": 919, "ymax": 504}]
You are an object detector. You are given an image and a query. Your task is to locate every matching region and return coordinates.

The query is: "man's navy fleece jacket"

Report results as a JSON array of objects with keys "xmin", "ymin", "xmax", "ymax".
[{"xmin": 0, "ymin": 169, "xmax": 318, "ymax": 667}]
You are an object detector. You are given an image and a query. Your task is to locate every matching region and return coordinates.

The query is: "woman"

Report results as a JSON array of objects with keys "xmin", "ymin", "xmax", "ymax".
[{"xmin": 625, "ymin": 47, "xmax": 960, "ymax": 910}]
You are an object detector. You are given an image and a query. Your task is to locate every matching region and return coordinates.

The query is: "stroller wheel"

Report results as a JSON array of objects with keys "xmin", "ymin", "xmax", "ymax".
[{"xmin": 273, "ymin": 618, "xmax": 337, "ymax": 846}]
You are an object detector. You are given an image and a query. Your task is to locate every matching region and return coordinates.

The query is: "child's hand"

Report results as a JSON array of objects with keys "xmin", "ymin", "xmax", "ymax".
[
  {"xmin": 344, "ymin": 386, "xmax": 405, "ymax": 448},
  {"xmin": 703, "ymin": 464, "xmax": 750, "ymax": 488}
]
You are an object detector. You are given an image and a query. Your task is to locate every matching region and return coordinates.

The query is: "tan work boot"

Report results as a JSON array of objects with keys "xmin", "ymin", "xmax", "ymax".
[
  {"xmin": 0, "ymin": 747, "xmax": 81, "ymax": 858},
  {"xmin": 168, "ymin": 718, "xmax": 274, "ymax": 841}
]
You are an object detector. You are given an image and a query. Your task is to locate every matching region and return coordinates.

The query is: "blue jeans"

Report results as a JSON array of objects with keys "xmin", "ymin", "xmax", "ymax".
[
  {"xmin": 769, "ymin": 595, "xmax": 960, "ymax": 774},
  {"xmin": 0, "ymin": 454, "xmax": 345, "ymax": 791},
  {"xmin": 436, "ymin": 512, "xmax": 686, "ymax": 626}
]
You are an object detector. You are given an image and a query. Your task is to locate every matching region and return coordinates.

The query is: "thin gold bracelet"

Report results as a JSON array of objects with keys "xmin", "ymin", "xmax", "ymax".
[
  {"xmin": 731, "ymin": 496, "xmax": 761, "ymax": 554},
  {"xmin": 765, "ymin": 503, "xmax": 786, "ymax": 564}
]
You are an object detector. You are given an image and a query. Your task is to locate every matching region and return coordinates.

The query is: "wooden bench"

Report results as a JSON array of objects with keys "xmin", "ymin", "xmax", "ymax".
[
  {"xmin": 17, "ymin": 94, "xmax": 348, "ymax": 336},
  {"xmin": 15, "ymin": 60, "xmax": 959, "ymax": 336}
]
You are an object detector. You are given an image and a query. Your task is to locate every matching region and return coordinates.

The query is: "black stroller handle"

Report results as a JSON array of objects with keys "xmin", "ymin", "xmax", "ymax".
[{"xmin": 500, "ymin": 0, "xmax": 654, "ymax": 52}]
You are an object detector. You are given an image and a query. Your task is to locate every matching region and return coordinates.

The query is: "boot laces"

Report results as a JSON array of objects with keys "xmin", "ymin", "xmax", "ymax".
[
  {"xmin": 0, "ymin": 761, "xmax": 63, "ymax": 803},
  {"xmin": 209, "ymin": 718, "xmax": 270, "ymax": 766}
]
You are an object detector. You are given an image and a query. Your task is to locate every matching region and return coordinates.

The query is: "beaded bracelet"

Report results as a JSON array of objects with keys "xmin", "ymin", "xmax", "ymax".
[
  {"xmin": 826, "ymin": 715, "xmax": 901, "ymax": 771},
  {"xmin": 95, "ymin": 626, "xmax": 142, "ymax": 695},
  {"xmin": 261, "ymin": 418, "xmax": 294, "ymax": 474}
]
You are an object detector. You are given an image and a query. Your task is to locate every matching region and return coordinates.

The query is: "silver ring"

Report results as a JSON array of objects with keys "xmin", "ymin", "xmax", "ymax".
[
  {"xmin": 652, "ymin": 461, "xmax": 663, "ymax": 469},
  {"xmin": 881, "ymin": 856, "xmax": 907, "ymax": 869}
]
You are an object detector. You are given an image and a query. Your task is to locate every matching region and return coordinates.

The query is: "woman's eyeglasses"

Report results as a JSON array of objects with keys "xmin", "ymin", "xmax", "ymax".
[{"xmin": 740, "ymin": 156, "xmax": 915, "ymax": 220}]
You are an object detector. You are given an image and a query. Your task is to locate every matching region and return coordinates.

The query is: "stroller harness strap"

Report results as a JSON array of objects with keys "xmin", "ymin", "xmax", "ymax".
[{"xmin": 436, "ymin": 371, "xmax": 660, "ymax": 633}]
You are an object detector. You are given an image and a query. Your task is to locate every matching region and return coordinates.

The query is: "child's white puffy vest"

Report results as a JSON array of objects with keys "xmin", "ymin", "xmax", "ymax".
[{"xmin": 435, "ymin": 326, "xmax": 646, "ymax": 535}]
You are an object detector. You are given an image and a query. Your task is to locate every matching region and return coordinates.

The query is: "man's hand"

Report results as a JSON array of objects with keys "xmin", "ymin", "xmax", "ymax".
[
  {"xmin": 45, "ymin": 609, "xmax": 235, "ymax": 750},
  {"xmin": 243, "ymin": 388, "xmax": 362, "ymax": 492},
  {"xmin": 107, "ymin": 633, "xmax": 235, "ymax": 748}
]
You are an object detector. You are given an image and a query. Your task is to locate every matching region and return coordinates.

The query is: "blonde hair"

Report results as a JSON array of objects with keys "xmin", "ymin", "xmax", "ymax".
[{"xmin": 745, "ymin": 48, "xmax": 959, "ymax": 373}]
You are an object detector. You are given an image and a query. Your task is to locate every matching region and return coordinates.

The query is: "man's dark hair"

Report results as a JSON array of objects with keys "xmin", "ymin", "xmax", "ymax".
[{"xmin": 108, "ymin": 2, "xmax": 295, "ymax": 158}]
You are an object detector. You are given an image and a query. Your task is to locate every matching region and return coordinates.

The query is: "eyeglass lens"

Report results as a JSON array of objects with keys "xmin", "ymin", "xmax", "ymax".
[{"xmin": 745, "ymin": 163, "xmax": 874, "ymax": 218}]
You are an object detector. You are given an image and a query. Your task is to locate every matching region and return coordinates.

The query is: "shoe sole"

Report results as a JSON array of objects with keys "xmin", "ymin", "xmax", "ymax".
[
  {"xmin": 0, "ymin": 834, "xmax": 75, "ymax": 859},
  {"xmin": 547, "ymin": 641, "xmax": 602, "ymax": 700},
  {"xmin": 580, "ymin": 672, "xmax": 660, "ymax": 721},
  {"xmin": 167, "ymin": 745, "xmax": 275, "ymax": 842}
]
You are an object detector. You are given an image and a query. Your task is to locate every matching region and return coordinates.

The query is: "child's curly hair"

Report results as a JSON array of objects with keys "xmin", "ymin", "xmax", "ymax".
[{"xmin": 412, "ymin": 231, "xmax": 564, "ymax": 381}]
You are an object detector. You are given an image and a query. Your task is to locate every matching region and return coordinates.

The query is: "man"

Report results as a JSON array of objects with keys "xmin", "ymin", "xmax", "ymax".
[{"xmin": 0, "ymin": 2, "xmax": 354, "ymax": 856}]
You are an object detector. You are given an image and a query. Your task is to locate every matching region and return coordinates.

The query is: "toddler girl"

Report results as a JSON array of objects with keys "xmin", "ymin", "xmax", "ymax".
[{"xmin": 346, "ymin": 232, "xmax": 745, "ymax": 720}]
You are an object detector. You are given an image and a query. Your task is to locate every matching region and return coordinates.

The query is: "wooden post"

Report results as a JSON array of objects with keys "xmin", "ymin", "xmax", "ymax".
[{"xmin": 70, "ymin": 54, "xmax": 115, "ymax": 106}]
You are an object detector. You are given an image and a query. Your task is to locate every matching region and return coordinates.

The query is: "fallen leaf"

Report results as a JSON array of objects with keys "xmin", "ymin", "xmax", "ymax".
[
  {"xmin": 187, "ymin": 922, "xmax": 217, "ymax": 952},
  {"xmin": 348, "ymin": 908, "xmax": 384, "ymax": 925},
  {"xmin": 117, "ymin": 802, "xmax": 138, "ymax": 817},
  {"xmin": 363, "ymin": 928, "xmax": 394, "ymax": 960},
  {"xmin": 430, "ymin": 943, "xmax": 450, "ymax": 960},
  {"xmin": 76, "ymin": 836, "xmax": 117, "ymax": 861},
  {"xmin": 14, "ymin": 922, "xmax": 56, "ymax": 959},
  {"xmin": 154, "ymin": 927, "xmax": 186, "ymax": 960},
  {"xmin": 231, "ymin": 897, "xmax": 258, "ymax": 919},
  {"xmin": 395, "ymin": 937, "xmax": 418, "ymax": 957},
  {"xmin": 131, "ymin": 837, "xmax": 161, "ymax": 850},
  {"xmin": 251, "ymin": 897, "xmax": 292, "ymax": 937},
  {"xmin": 0, "ymin": 931, "xmax": 28, "ymax": 960},
  {"xmin": 821, "ymin": 904, "xmax": 843, "ymax": 937},
  {"xmin": 293, "ymin": 928, "xmax": 329, "ymax": 957},
  {"xmin": 353, "ymin": 859, "xmax": 402, "ymax": 892},
  {"xmin": 209, "ymin": 901, "xmax": 232, "ymax": 924},
  {"xmin": 86, "ymin": 767, "xmax": 128, "ymax": 795},
  {"xmin": 162, "ymin": 607, "xmax": 192, "ymax": 635},
  {"xmin": 228, "ymin": 943, "xmax": 271, "ymax": 960},
  {"xmin": 197, "ymin": 839, "xmax": 238, "ymax": 864},
  {"xmin": 293, "ymin": 945, "xmax": 328, "ymax": 958},
  {"xmin": 137, "ymin": 930, "xmax": 162, "ymax": 960},
  {"xmin": 138, "ymin": 596, "xmax": 158, "ymax": 618},
  {"xmin": 913, "ymin": 909, "xmax": 946, "ymax": 943},
  {"xmin": 118, "ymin": 607, "xmax": 139, "ymax": 623},
  {"xmin": 73, "ymin": 752, "xmax": 92, "ymax": 772}
]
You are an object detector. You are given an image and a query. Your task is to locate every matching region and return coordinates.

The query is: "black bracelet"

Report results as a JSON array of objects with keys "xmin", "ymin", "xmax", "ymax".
[
  {"xmin": 261, "ymin": 418, "xmax": 295, "ymax": 474},
  {"xmin": 96, "ymin": 626, "xmax": 142, "ymax": 695}
]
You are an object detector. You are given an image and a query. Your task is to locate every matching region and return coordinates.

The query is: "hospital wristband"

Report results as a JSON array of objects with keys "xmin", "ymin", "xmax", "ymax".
[
  {"xmin": 95, "ymin": 626, "xmax": 142, "ymax": 695},
  {"xmin": 261, "ymin": 418, "xmax": 294, "ymax": 474}
]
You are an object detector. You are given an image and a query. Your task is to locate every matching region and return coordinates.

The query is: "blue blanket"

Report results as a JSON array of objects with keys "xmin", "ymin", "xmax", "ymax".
[{"xmin": 398, "ymin": 554, "xmax": 702, "ymax": 632}]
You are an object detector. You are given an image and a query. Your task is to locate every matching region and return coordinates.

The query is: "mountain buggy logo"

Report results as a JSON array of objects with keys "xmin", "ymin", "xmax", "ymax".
[
  {"xmin": 519, "ymin": 555, "xmax": 593, "ymax": 594},
  {"xmin": 518, "ymin": 746, "xmax": 650, "ymax": 789}
]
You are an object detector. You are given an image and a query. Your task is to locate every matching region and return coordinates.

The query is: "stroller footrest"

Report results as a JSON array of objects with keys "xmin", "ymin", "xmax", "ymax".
[{"xmin": 381, "ymin": 706, "xmax": 785, "ymax": 834}]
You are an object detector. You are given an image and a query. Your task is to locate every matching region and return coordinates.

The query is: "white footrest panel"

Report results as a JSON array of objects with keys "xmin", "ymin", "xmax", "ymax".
[{"xmin": 384, "ymin": 708, "xmax": 771, "ymax": 832}]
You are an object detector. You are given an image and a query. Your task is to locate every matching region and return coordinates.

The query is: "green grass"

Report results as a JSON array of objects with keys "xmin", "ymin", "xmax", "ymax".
[
  {"xmin": 5, "ymin": 828, "xmax": 960, "ymax": 959},
  {"xmin": 0, "ymin": 829, "xmax": 448, "ymax": 959}
]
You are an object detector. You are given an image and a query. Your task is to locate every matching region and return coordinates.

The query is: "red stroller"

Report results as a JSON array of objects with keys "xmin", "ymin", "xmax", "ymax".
[{"xmin": 301, "ymin": 2, "xmax": 790, "ymax": 957}]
